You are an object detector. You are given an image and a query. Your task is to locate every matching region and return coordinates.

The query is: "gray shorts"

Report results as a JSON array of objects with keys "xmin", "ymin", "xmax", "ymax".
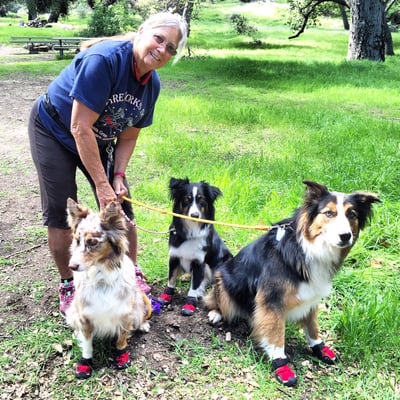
[{"xmin": 28, "ymin": 98, "xmax": 134, "ymax": 229}]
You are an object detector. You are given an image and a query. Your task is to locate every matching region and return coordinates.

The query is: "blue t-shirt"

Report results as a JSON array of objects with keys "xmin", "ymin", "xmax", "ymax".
[{"xmin": 38, "ymin": 40, "xmax": 160, "ymax": 153}]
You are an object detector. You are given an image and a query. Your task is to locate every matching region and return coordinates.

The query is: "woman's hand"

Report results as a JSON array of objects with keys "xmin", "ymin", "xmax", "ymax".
[
  {"xmin": 96, "ymin": 181, "xmax": 118, "ymax": 209},
  {"xmin": 113, "ymin": 175, "xmax": 129, "ymax": 203}
]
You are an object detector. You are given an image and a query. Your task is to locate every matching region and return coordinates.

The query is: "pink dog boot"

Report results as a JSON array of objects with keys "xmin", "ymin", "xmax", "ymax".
[
  {"xmin": 181, "ymin": 296, "xmax": 197, "ymax": 317},
  {"xmin": 272, "ymin": 358, "xmax": 297, "ymax": 387},
  {"xmin": 75, "ymin": 358, "xmax": 93, "ymax": 379},
  {"xmin": 311, "ymin": 342, "xmax": 336, "ymax": 365},
  {"xmin": 158, "ymin": 286, "xmax": 175, "ymax": 306},
  {"xmin": 113, "ymin": 349, "xmax": 131, "ymax": 370}
]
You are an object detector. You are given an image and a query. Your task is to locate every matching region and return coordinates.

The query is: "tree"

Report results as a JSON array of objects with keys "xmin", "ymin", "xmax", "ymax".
[
  {"xmin": 134, "ymin": 0, "xmax": 200, "ymax": 37},
  {"xmin": 288, "ymin": 0, "xmax": 398, "ymax": 61}
]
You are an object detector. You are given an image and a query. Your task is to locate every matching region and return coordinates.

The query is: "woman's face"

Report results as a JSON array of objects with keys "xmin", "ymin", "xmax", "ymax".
[{"xmin": 135, "ymin": 25, "xmax": 180, "ymax": 72}]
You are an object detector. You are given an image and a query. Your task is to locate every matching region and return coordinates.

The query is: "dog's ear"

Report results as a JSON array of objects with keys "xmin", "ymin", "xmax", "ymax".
[
  {"xmin": 101, "ymin": 201, "xmax": 127, "ymax": 233},
  {"xmin": 206, "ymin": 184, "xmax": 222, "ymax": 202},
  {"xmin": 169, "ymin": 177, "xmax": 190, "ymax": 199},
  {"xmin": 66, "ymin": 198, "xmax": 89, "ymax": 230},
  {"xmin": 349, "ymin": 192, "xmax": 381, "ymax": 230},
  {"xmin": 302, "ymin": 180, "xmax": 329, "ymax": 200}
]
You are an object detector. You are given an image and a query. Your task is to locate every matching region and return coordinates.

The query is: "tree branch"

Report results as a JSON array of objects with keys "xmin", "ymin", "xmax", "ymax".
[{"xmin": 289, "ymin": 0, "xmax": 349, "ymax": 39}]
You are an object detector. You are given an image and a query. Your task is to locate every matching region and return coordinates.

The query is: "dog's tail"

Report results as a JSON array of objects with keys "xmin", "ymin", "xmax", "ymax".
[{"xmin": 141, "ymin": 292, "xmax": 153, "ymax": 320}]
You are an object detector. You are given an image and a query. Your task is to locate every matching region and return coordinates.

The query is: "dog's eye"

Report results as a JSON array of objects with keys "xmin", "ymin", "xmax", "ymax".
[
  {"xmin": 86, "ymin": 238, "xmax": 99, "ymax": 248},
  {"xmin": 347, "ymin": 209, "xmax": 358, "ymax": 219},
  {"xmin": 183, "ymin": 196, "xmax": 192, "ymax": 206},
  {"xmin": 323, "ymin": 210, "xmax": 334, "ymax": 218}
]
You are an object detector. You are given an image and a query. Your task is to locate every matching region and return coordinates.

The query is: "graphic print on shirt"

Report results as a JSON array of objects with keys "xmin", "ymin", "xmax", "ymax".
[{"xmin": 94, "ymin": 92, "xmax": 146, "ymax": 142}]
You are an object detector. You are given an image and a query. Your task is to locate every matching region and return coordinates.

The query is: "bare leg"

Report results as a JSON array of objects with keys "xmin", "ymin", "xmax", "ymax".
[
  {"xmin": 48, "ymin": 226, "xmax": 73, "ymax": 280},
  {"xmin": 126, "ymin": 223, "xmax": 138, "ymax": 266}
]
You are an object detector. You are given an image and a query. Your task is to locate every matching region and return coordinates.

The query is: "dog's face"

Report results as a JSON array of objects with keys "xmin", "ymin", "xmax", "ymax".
[
  {"xmin": 169, "ymin": 177, "xmax": 222, "ymax": 220},
  {"xmin": 66, "ymin": 198, "xmax": 128, "ymax": 272},
  {"xmin": 299, "ymin": 181, "xmax": 380, "ymax": 250}
]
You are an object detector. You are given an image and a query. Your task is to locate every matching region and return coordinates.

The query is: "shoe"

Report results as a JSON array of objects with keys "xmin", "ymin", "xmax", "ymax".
[
  {"xmin": 181, "ymin": 296, "xmax": 197, "ymax": 316},
  {"xmin": 59, "ymin": 280, "xmax": 75, "ymax": 316},
  {"xmin": 311, "ymin": 342, "xmax": 336, "ymax": 365},
  {"xmin": 158, "ymin": 286, "xmax": 175, "ymax": 306},
  {"xmin": 75, "ymin": 358, "xmax": 93, "ymax": 379},
  {"xmin": 272, "ymin": 358, "xmax": 297, "ymax": 387},
  {"xmin": 113, "ymin": 349, "xmax": 131, "ymax": 369},
  {"xmin": 135, "ymin": 265, "xmax": 151, "ymax": 294}
]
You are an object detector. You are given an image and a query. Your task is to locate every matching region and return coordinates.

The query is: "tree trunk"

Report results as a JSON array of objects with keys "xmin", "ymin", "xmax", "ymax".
[
  {"xmin": 339, "ymin": 4, "xmax": 349, "ymax": 30},
  {"xmin": 48, "ymin": 11, "xmax": 59, "ymax": 23},
  {"xmin": 347, "ymin": 0, "xmax": 385, "ymax": 61},
  {"xmin": 384, "ymin": 22, "xmax": 395, "ymax": 55}
]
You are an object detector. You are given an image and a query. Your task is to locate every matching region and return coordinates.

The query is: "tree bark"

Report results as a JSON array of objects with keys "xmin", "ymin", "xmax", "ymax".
[
  {"xmin": 339, "ymin": 4, "xmax": 349, "ymax": 30},
  {"xmin": 347, "ymin": 0, "xmax": 385, "ymax": 61},
  {"xmin": 384, "ymin": 21, "xmax": 395, "ymax": 55}
]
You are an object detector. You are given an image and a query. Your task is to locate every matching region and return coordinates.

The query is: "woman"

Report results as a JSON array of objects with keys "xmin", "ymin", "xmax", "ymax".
[{"xmin": 28, "ymin": 12, "xmax": 188, "ymax": 315}]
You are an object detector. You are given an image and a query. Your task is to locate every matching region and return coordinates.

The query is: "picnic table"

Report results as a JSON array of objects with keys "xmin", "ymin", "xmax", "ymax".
[{"xmin": 9, "ymin": 36, "xmax": 93, "ymax": 57}]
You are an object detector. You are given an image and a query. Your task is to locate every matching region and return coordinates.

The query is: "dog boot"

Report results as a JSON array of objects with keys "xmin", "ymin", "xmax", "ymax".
[
  {"xmin": 311, "ymin": 342, "xmax": 336, "ymax": 365},
  {"xmin": 113, "ymin": 348, "xmax": 131, "ymax": 370},
  {"xmin": 181, "ymin": 296, "xmax": 197, "ymax": 316},
  {"xmin": 158, "ymin": 286, "xmax": 175, "ymax": 306},
  {"xmin": 75, "ymin": 357, "xmax": 93, "ymax": 379},
  {"xmin": 272, "ymin": 358, "xmax": 297, "ymax": 387}
]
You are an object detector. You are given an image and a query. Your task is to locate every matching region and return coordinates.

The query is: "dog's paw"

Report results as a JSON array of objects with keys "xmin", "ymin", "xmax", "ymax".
[
  {"xmin": 114, "ymin": 351, "xmax": 131, "ymax": 370},
  {"xmin": 208, "ymin": 309, "xmax": 223, "ymax": 324},
  {"xmin": 272, "ymin": 358, "xmax": 297, "ymax": 387},
  {"xmin": 139, "ymin": 321, "xmax": 150, "ymax": 333},
  {"xmin": 311, "ymin": 342, "xmax": 336, "ymax": 365},
  {"xmin": 75, "ymin": 358, "xmax": 93, "ymax": 379}
]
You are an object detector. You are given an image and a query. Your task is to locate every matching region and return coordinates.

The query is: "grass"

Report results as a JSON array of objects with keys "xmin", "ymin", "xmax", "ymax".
[{"xmin": 1, "ymin": 0, "xmax": 400, "ymax": 398}]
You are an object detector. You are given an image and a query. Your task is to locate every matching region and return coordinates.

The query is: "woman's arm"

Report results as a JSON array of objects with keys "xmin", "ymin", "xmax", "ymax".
[
  {"xmin": 70, "ymin": 99, "xmax": 116, "ymax": 208},
  {"xmin": 113, "ymin": 127, "xmax": 141, "ymax": 200}
]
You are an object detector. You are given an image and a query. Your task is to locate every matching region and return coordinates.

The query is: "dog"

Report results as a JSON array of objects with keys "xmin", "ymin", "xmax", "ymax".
[
  {"xmin": 204, "ymin": 180, "xmax": 380, "ymax": 386},
  {"xmin": 65, "ymin": 198, "xmax": 151, "ymax": 379},
  {"xmin": 158, "ymin": 177, "xmax": 233, "ymax": 316}
]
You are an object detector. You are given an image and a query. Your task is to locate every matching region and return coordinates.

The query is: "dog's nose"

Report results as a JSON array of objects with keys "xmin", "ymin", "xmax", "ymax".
[
  {"xmin": 190, "ymin": 212, "xmax": 200, "ymax": 218},
  {"xmin": 339, "ymin": 232, "xmax": 351, "ymax": 244},
  {"xmin": 69, "ymin": 263, "xmax": 79, "ymax": 271}
]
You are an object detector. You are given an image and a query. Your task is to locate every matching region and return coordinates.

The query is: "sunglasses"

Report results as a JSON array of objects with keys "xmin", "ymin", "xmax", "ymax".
[{"xmin": 152, "ymin": 34, "xmax": 177, "ymax": 56}]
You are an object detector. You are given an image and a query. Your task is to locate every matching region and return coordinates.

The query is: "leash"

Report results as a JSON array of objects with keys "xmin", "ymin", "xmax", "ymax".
[{"xmin": 122, "ymin": 196, "xmax": 271, "ymax": 232}]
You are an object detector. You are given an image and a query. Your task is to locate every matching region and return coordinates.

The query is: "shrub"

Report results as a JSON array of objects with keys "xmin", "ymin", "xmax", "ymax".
[{"xmin": 82, "ymin": 0, "xmax": 136, "ymax": 37}]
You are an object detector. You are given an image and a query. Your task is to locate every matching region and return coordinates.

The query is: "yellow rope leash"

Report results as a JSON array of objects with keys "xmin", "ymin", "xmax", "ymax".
[{"xmin": 122, "ymin": 196, "xmax": 270, "ymax": 232}]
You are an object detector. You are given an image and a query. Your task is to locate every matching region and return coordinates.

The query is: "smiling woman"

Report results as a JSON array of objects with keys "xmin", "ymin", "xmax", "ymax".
[{"xmin": 27, "ymin": 11, "xmax": 188, "ymax": 317}]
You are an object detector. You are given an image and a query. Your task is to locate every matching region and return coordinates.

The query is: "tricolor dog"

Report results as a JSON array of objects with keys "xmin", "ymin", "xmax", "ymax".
[
  {"xmin": 65, "ymin": 198, "xmax": 151, "ymax": 379},
  {"xmin": 204, "ymin": 180, "xmax": 380, "ymax": 386},
  {"xmin": 158, "ymin": 177, "xmax": 232, "ymax": 316}
]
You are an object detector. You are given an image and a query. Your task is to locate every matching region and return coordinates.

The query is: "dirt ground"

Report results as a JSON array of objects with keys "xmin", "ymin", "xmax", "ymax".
[{"xmin": 0, "ymin": 46, "xmax": 254, "ymax": 398}]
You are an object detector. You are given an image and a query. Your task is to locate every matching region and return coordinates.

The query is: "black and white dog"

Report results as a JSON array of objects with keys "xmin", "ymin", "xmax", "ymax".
[{"xmin": 158, "ymin": 177, "xmax": 232, "ymax": 316}]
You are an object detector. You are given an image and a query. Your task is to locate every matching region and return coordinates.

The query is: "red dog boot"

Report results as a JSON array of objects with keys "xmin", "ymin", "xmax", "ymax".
[
  {"xmin": 311, "ymin": 342, "xmax": 336, "ymax": 365},
  {"xmin": 113, "ymin": 349, "xmax": 131, "ymax": 370},
  {"xmin": 272, "ymin": 358, "xmax": 297, "ymax": 387},
  {"xmin": 181, "ymin": 296, "xmax": 197, "ymax": 316},
  {"xmin": 75, "ymin": 358, "xmax": 93, "ymax": 379},
  {"xmin": 158, "ymin": 286, "xmax": 175, "ymax": 306}
]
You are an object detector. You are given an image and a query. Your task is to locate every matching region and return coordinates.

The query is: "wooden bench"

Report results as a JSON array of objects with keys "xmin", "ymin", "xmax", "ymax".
[
  {"xmin": 10, "ymin": 36, "xmax": 58, "ymax": 53},
  {"xmin": 9, "ymin": 36, "xmax": 93, "ymax": 57}
]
